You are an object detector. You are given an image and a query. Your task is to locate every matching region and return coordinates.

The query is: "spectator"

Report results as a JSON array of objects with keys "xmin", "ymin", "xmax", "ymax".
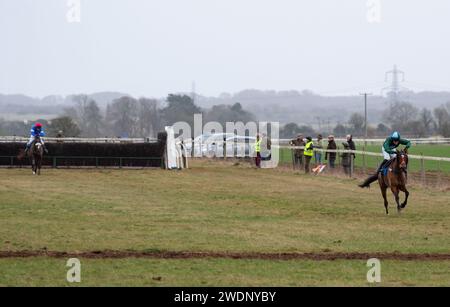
[
  {"xmin": 341, "ymin": 142, "xmax": 352, "ymax": 176},
  {"xmin": 254, "ymin": 133, "xmax": 262, "ymax": 168},
  {"xmin": 261, "ymin": 133, "xmax": 272, "ymax": 161},
  {"xmin": 289, "ymin": 134, "xmax": 305, "ymax": 169},
  {"xmin": 346, "ymin": 134, "xmax": 356, "ymax": 160},
  {"xmin": 303, "ymin": 136, "xmax": 314, "ymax": 173},
  {"xmin": 314, "ymin": 134, "xmax": 324, "ymax": 167},
  {"xmin": 325, "ymin": 135, "xmax": 337, "ymax": 169}
]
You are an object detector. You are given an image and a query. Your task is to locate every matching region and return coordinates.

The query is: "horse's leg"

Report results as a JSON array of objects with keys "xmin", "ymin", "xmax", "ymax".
[
  {"xmin": 32, "ymin": 157, "xmax": 36, "ymax": 175},
  {"xmin": 391, "ymin": 186, "xmax": 401, "ymax": 213},
  {"xmin": 37, "ymin": 156, "xmax": 41, "ymax": 175},
  {"xmin": 399, "ymin": 185, "xmax": 409, "ymax": 209},
  {"xmin": 379, "ymin": 179, "xmax": 389, "ymax": 215}
]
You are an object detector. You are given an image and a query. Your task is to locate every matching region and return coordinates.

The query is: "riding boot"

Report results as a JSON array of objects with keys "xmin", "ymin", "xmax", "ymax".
[
  {"xmin": 24, "ymin": 147, "xmax": 29, "ymax": 155},
  {"xmin": 378, "ymin": 159, "xmax": 388, "ymax": 171}
]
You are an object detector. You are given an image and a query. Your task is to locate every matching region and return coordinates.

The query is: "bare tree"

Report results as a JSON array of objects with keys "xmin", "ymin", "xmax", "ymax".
[
  {"xmin": 65, "ymin": 95, "xmax": 103, "ymax": 137},
  {"xmin": 419, "ymin": 108, "xmax": 435, "ymax": 136},
  {"xmin": 383, "ymin": 101, "xmax": 418, "ymax": 133},
  {"xmin": 137, "ymin": 98, "xmax": 160, "ymax": 138},
  {"xmin": 348, "ymin": 113, "xmax": 365, "ymax": 136},
  {"xmin": 433, "ymin": 102, "xmax": 450, "ymax": 137},
  {"xmin": 106, "ymin": 96, "xmax": 139, "ymax": 137},
  {"xmin": 48, "ymin": 116, "xmax": 81, "ymax": 137}
]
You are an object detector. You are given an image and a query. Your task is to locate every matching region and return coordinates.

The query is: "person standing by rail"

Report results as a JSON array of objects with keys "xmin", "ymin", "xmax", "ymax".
[
  {"xmin": 254, "ymin": 133, "xmax": 262, "ymax": 168},
  {"xmin": 314, "ymin": 134, "xmax": 324, "ymax": 168},
  {"xmin": 304, "ymin": 136, "xmax": 314, "ymax": 173},
  {"xmin": 346, "ymin": 134, "xmax": 356, "ymax": 161},
  {"xmin": 341, "ymin": 142, "xmax": 352, "ymax": 176},
  {"xmin": 325, "ymin": 135, "xmax": 337, "ymax": 169},
  {"xmin": 290, "ymin": 134, "xmax": 305, "ymax": 169}
]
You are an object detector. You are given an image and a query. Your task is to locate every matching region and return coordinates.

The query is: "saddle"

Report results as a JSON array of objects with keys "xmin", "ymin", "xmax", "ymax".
[{"xmin": 379, "ymin": 159, "xmax": 393, "ymax": 176}]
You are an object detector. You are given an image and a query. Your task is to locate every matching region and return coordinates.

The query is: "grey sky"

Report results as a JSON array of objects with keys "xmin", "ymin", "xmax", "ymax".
[{"xmin": 1, "ymin": 0, "xmax": 450, "ymax": 98}]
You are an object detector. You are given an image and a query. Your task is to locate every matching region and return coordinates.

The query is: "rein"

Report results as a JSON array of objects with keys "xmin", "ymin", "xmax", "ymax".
[{"xmin": 392, "ymin": 153, "xmax": 408, "ymax": 176}]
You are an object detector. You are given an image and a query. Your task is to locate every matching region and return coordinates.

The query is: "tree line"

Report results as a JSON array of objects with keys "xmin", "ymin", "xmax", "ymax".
[
  {"xmin": 1, "ymin": 95, "xmax": 449, "ymax": 139},
  {"xmin": 0, "ymin": 94, "xmax": 255, "ymax": 138},
  {"xmin": 279, "ymin": 101, "xmax": 450, "ymax": 138}
]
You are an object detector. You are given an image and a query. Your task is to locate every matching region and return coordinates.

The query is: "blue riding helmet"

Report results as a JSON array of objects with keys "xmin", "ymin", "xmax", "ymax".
[{"xmin": 391, "ymin": 131, "xmax": 401, "ymax": 140}]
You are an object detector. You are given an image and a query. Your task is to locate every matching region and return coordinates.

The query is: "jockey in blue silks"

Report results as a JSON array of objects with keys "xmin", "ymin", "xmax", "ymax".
[{"xmin": 25, "ymin": 122, "xmax": 48, "ymax": 154}]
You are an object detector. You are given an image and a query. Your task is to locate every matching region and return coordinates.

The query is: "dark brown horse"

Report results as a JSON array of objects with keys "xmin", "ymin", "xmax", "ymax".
[
  {"xmin": 378, "ymin": 149, "xmax": 409, "ymax": 214},
  {"xmin": 29, "ymin": 136, "xmax": 44, "ymax": 175}
]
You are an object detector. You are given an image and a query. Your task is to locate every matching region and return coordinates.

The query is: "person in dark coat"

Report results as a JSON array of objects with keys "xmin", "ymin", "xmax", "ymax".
[
  {"xmin": 341, "ymin": 142, "xmax": 352, "ymax": 176},
  {"xmin": 325, "ymin": 135, "xmax": 337, "ymax": 169},
  {"xmin": 346, "ymin": 134, "xmax": 356, "ymax": 160}
]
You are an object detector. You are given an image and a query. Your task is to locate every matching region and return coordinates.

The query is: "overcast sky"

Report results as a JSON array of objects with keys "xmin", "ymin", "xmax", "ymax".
[{"xmin": 1, "ymin": 0, "xmax": 450, "ymax": 98}]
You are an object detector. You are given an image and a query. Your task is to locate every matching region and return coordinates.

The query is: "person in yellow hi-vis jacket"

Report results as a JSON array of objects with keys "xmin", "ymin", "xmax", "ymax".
[
  {"xmin": 304, "ymin": 136, "xmax": 314, "ymax": 173},
  {"xmin": 254, "ymin": 133, "xmax": 262, "ymax": 168}
]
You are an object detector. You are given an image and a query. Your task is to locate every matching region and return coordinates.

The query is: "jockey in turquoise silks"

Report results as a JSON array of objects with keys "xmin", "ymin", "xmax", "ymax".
[{"xmin": 359, "ymin": 131, "xmax": 411, "ymax": 188}]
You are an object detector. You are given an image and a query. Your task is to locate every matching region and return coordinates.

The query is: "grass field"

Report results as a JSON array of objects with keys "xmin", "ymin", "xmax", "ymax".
[
  {"xmin": 0, "ymin": 160, "xmax": 449, "ymax": 286},
  {"xmin": 280, "ymin": 143, "xmax": 450, "ymax": 173}
]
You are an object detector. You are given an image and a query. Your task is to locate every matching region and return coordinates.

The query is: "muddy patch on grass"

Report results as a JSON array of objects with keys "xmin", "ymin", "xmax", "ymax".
[{"xmin": 0, "ymin": 250, "xmax": 449, "ymax": 261}]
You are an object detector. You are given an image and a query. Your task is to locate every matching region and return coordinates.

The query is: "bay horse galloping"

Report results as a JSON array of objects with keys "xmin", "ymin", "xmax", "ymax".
[
  {"xmin": 378, "ymin": 149, "xmax": 410, "ymax": 215},
  {"xmin": 29, "ymin": 136, "xmax": 44, "ymax": 175}
]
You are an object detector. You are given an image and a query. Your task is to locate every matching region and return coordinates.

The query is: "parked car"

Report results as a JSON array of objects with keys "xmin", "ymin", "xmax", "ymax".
[
  {"xmin": 184, "ymin": 133, "xmax": 258, "ymax": 158},
  {"xmin": 184, "ymin": 133, "xmax": 234, "ymax": 157}
]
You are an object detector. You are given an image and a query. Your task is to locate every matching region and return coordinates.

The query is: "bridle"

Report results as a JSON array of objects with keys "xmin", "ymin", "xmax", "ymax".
[
  {"xmin": 397, "ymin": 151, "xmax": 408, "ymax": 174},
  {"xmin": 33, "ymin": 136, "xmax": 43, "ymax": 152}
]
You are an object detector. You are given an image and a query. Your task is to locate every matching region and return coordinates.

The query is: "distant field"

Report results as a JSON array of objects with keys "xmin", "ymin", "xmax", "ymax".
[
  {"xmin": 280, "ymin": 144, "xmax": 450, "ymax": 173},
  {"xmin": 0, "ymin": 160, "xmax": 448, "ymax": 286}
]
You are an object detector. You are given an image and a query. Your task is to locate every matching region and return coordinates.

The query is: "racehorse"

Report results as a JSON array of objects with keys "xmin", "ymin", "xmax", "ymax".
[
  {"xmin": 378, "ymin": 149, "xmax": 410, "ymax": 215},
  {"xmin": 29, "ymin": 136, "xmax": 44, "ymax": 175}
]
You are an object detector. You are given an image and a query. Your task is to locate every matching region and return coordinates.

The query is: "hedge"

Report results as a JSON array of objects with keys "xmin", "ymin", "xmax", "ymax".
[{"xmin": 0, "ymin": 132, "xmax": 167, "ymax": 168}]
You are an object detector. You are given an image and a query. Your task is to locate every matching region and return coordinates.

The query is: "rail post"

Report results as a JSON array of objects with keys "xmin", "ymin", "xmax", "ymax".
[
  {"xmin": 53, "ymin": 157, "xmax": 57, "ymax": 168},
  {"xmin": 420, "ymin": 153, "xmax": 425, "ymax": 185},
  {"xmin": 291, "ymin": 147, "xmax": 295, "ymax": 170},
  {"xmin": 223, "ymin": 137, "xmax": 226, "ymax": 159},
  {"xmin": 362, "ymin": 147, "xmax": 366, "ymax": 175},
  {"xmin": 350, "ymin": 151, "xmax": 354, "ymax": 178},
  {"xmin": 437, "ymin": 160, "xmax": 442, "ymax": 187},
  {"xmin": 337, "ymin": 146, "xmax": 341, "ymax": 169}
]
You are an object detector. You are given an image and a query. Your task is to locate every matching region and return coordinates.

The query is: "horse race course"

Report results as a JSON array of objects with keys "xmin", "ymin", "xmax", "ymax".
[{"xmin": 0, "ymin": 160, "xmax": 449, "ymax": 286}]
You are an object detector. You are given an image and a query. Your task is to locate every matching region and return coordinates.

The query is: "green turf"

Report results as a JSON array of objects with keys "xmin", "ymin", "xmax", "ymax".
[
  {"xmin": 0, "ymin": 258, "xmax": 448, "ymax": 286},
  {"xmin": 0, "ymin": 161, "xmax": 449, "ymax": 286},
  {"xmin": 0, "ymin": 164, "xmax": 449, "ymax": 253}
]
